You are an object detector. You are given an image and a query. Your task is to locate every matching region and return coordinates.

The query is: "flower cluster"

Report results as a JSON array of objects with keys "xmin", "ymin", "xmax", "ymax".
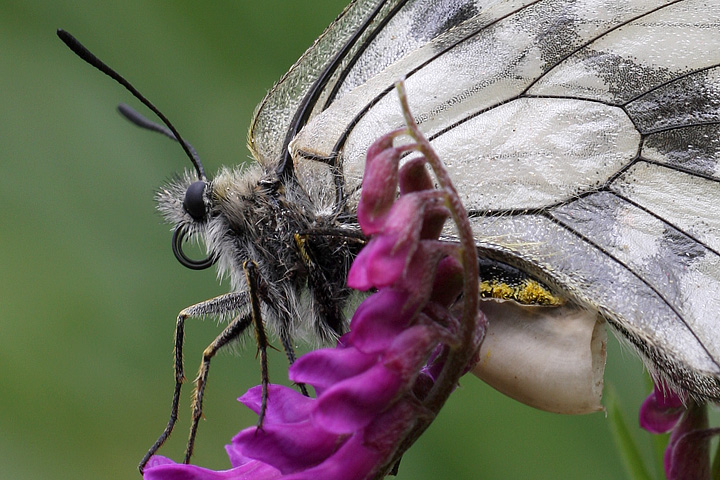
[
  {"xmin": 143, "ymin": 82, "xmax": 484, "ymax": 480},
  {"xmin": 639, "ymin": 382, "xmax": 719, "ymax": 479}
]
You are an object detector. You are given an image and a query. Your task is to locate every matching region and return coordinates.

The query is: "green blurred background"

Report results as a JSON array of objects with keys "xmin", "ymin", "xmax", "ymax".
[{"xmin": 1, "ymin": 1, "xmax": 667, "ymax": 478}]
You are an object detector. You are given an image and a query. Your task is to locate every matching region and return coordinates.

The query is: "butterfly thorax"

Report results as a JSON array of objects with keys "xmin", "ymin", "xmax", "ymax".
[{"xmin": 158, "ymin": 165, "xmax": 358, "ymax": 343}]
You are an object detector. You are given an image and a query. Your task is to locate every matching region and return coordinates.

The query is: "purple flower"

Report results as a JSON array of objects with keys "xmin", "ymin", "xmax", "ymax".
[
  {"xmin": 639, "ymin": 382, "xmax": 720, "ymax": 479},
  {"xmin": 143, "ymin": 82, "xmax": 484, "ymax": 480},
  {"xmin": 639, "ymin": 383, "xmax": 685, "ymax": 435},
  {"xmin": 142, "ymin": 454, "xmax": 281, "ymax": 480}
]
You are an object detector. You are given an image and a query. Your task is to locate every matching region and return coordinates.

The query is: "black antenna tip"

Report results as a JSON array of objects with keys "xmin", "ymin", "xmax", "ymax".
[
  {"xmin": 57, "ymin": 29, "xmax": 106, "ymax": 74},
  {"xmin": 57, "ymin": 29, "xmax": 80, "ymax": 54},
  {"xmin": 57, "ymin": 28, "xmax": 207, "ymax": 181}
]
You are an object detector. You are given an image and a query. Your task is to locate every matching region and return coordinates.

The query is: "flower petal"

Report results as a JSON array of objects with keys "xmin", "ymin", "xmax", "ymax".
[
  {"xmin": 282, "ymin": 434, "xmax": 382, "ymax": 480},
  {"xmin": 349, "ymin": 289, "xmax": 417, "ymax": 354},
  {"xmin": 639, "ymin": 385, "xmax": 685, "ymax": 434},
  {"xmin": 143, "ymin": 456, "xmax": 281, "ymax": 480},
  {"xmin": 232, "ymin": 422, "xmax": 344, "ymax": 474},
  {"xmin": 238, "ymin": 384, "xmax": 314, "ymax": 425},
  {"xmin": 313, "ymin": 362, "xmax": 403, "ymax": 434},
  {"xmin": 314, "ymin": 325, "xmax": 439, "ymax": 434},
  {"xmin": 383, "ymin": 325, "xmax": 441, "ymax": 382},
  {"xmin": 363, "ymin": 399, "xmax": 424, "ymax": 452},
  {"xmin": 347, "ymin": 234, "xmax": 409, "ymax": 290},
  {"xmin": 357, "ymin": 135, "xmax": 404, "ymax": 235},
  {"xmin": 289, "ymin": 345, "xmax": 377, "ymax": 392},
  {"xmin": 664, "ymin": 402, "xmax": 712, "ymax": 480},
  {"xmin": 398, "ymin": 156, "xmax": 433, "ymax": 194}
]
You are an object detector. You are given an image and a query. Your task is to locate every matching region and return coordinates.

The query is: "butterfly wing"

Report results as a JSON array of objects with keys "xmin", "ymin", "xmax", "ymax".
[
  {"xmin": 253, "ymin": 0, "xmax": 720, "ymax": 400},
  {"xmin": 248, "ymin": 0, "xmax": 388, "ymax": 169}
]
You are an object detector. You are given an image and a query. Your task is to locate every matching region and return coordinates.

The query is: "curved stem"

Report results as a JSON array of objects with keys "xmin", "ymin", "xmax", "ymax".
[{"xmin": 374, "ymin": 81, "xmax": 484, "ymax": 478}]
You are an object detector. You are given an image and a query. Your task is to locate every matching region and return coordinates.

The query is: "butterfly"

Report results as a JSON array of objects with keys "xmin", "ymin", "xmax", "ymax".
[
  {"xmin": 60, "ymin": 0, "xmax": 720, "ymax": 472},
  {"xmin": 259, "ymin": 0, "xmax": 720, "ymax": 403}
]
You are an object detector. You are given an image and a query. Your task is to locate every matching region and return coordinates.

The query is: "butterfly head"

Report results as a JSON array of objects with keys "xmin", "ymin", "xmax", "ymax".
[{"xmin": 154, "ymin": 171, "xmax": 214, "ymax": 270}]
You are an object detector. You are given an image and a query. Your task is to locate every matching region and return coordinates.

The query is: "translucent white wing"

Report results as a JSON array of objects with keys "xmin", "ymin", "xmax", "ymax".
[
  {"xmin": 249, "ymin": 0, "xmax": 495, "ymax": 169},
  {"xmin": 253, "ymin": 0, "xmax": 720, "ymax": 399}
]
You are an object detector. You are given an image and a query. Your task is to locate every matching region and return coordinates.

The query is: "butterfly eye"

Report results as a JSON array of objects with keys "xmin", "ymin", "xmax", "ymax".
[{"xmin": 183, "ymin": 181, "xmax": 207, "ymax": 221}]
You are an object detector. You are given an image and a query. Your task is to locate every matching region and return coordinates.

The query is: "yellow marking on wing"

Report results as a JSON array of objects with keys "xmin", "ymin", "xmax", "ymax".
[{"xmin": 480, "ymin": 279, "xmax": 563, "ymax": 306}]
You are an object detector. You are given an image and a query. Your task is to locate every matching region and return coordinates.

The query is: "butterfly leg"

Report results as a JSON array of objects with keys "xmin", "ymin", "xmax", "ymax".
[
  {"xmin": 244, "ymin": 261, "xmax": 271, "ymax": 426},
  {"xmin": 185, "ymin": 312, "xmax": 253, "ymax": 463},
  {"xmin": 278, "ymin": 328, "xmax": 309, "ymax": 396},
  {"xmin": 138, "ymin": 291, "xmax": 249, "ymax": 473}
]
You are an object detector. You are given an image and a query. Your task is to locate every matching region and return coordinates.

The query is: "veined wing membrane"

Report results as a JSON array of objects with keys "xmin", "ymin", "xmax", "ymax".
[{"xmin": 266, "ymin": 0, "xmax": 720, "ymax": 398}]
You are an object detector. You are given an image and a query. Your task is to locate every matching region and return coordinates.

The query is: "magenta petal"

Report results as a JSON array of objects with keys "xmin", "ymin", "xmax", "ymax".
[
  {"xmin": 383, "ymin": 325, "xmax": 439, "ymax": 379},
  {"xmin": 349, "ymin": 289, "xmax": 416, "ymax": 354},
  {"xmin": 145, "ymin": 456, "xmax": 176, "ymax": 469},
  {"xmin": 429, "ymin": 256, "xmax": 464, "ymax": 306},
  {"xmin": 239, "ymin": 384, "xmax": 314, "ymax": 424},
  {"xmin": 639, "ymin": 385, "xmax": 685, "ymax": 434},
  {"xmin": 225, "ymin": 441, "xmax": 254, "ymax": 469},
  {"xmin": 143, "ymin": 457, "xmax": 281, "ymax": 480},
  {"xmin": 282, "ymin": 434, "xmax": 382, "ymax": 480},
  {"xmin": 357, "ymin": 199, "xmax": 390, "ymax": 236},
  {"xmin": 289, "ymin": 346, "xmax": 377, "ymax": 391},
  {"xmin": 392, "ymin": 245, "xmax": 441, "ymax": 306},
  {"xmin": 313, "ymin": 362, "xmax": 403, "ymax": 434},
  {"xmin": 238, "ymin": 384, "xmax": 315, "ymax": 424},
  {"xmin": 233, "ymin": 421, "xmax": 343, "ymax": 474},
  {"xmin": 655, "ymin": 386, "xmax": 685, "ymax": 409},
  {"xmin": 363, "ymin": 400, "xmax": 422, "ymax": 452},
  {"xmin": 380, "ymin": 193, "xmax": 426, "ymax": 236},
  {"xmin": 417, "ymin": 343, "xmax": 447, "ymax": 384},
  {"xmin": 398, "ymin": 156, "xmax": 433, "ymax": 194},
  {"xmin": 351, "ymin": 192, "xmax": 449, "ymax": 291},
  {"xmin": 665, "ymin": 430, "xmax": 712, "ymax": 480},
  {"xmin": 418, "ymin": 204, "xmax": 450, "ymax": 240},
  {"xmin": 357, "ymin": 142, "xmax": 403, "ymax": 234},
  {"xmin": 346, "ymin": 246, "xmax": 373, "ymax": 291},
  {"xmin": 347, "ymin": 234, "xmax": 409, "ymax": 290},
  {"xmin": 664, "ymin": 403, "xmax": 712, "ymax": 480}
]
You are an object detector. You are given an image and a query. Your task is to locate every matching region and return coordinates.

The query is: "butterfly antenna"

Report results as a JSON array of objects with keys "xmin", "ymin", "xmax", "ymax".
[
  {"xmin": 56, "ymin": 29, "xmax": 207, "ymax": 181},
  {"xmin": 117, "ymin": 103, "xmax": 202, "ymax": 165}
]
